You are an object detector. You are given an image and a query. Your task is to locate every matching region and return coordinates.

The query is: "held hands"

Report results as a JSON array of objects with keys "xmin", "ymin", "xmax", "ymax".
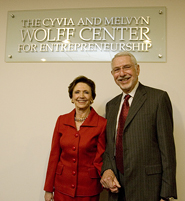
[
  {"xmin": 100, "ymin": 170, "xmax": 169, "ymax": 200},
  {"xmin": 100, "ymin": 169, "xmax": 121, "ymax": 193},
  {"xmin": 44, "ymin": 191, "xmax": 54, "ymax": 201}
]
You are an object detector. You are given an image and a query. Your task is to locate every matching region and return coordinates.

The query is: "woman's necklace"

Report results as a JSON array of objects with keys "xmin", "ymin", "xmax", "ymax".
[{"xmin": 74, "ymin": 116, "xmax": 88, "ymax": 122}]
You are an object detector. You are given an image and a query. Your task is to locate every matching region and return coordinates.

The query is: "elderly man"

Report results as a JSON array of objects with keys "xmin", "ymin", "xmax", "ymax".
[{"xmin": 101, "ymin": 52, "xmax": 177, "ymax": 201}]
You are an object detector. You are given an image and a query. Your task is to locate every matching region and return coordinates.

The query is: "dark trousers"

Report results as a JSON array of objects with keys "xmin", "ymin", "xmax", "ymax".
[{"xmin": 117, "ymin": 170, "xmax": 126, "ymax": 201}]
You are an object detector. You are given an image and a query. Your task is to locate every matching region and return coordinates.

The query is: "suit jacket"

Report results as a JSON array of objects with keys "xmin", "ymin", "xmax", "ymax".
[
  {"xmin": 101, "ymin": 83, "xmax": 177, "ymax": 201},
  {"xmin": 44, "ymin": 107, "xmax": 107, "ymax": 197}
]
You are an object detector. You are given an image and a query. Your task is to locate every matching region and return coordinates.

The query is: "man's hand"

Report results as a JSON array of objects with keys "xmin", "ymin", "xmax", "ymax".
[{"xmin": 100, "ymin": 169, "xmax": 121, "ymax": 193}]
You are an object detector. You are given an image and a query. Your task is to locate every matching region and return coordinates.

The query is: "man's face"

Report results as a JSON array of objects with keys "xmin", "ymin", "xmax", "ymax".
[{"xmin": 111, "ymin": 56, "xmax": 140, "ymax": 93}]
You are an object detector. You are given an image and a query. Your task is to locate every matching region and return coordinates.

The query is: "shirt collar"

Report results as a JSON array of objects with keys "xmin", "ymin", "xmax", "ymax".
[{"xmin": 122, "ymin": 81, "xmax": 139, "ymax": 100}]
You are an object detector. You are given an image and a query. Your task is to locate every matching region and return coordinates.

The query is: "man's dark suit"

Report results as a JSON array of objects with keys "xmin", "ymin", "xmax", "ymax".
[{"xmin": 101, "ymin": 83, "xmax": 177, "ymax": 201}]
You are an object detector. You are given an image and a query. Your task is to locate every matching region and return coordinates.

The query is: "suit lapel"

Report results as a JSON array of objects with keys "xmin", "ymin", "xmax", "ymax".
[{"xmin": 124, "ymin": 83, "xmax": 147, "ymax": 129}]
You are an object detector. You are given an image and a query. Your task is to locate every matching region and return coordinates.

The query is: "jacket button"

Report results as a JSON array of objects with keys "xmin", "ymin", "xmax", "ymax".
[
  {"xmin": 75, "ymin": 133, "xmax": 79, "ymax": 137},
  {"xmin": 72, "ymin": 158, "xmax": 76, "ymax": 163},
  {"xmin": 71, "ymin": 184, "xmax": 75, "ymax": 188},
  {"xmin": 72, "ymin": 171, "xmax": 76, "ymax": 175},
  {"xmin": 72, "ymin": 146, "xmax": 76, "ymax": 151}
]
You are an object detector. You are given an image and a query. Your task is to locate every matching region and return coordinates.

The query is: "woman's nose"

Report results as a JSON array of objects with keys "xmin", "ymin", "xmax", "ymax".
[{"xmin": 79, "ymin": 92, "xmax": 85, "ymax": 97}]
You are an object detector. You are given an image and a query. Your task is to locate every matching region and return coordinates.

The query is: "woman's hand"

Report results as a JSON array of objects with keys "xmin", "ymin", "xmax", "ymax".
[{"xmin": 44, "ymin": 191, "xmax": 54, "ymax": 201}]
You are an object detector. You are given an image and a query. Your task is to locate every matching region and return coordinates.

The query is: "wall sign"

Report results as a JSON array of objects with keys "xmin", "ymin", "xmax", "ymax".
[{"xmin": 5, "ymin": 7, "xmax": 166, "ymax": 62}]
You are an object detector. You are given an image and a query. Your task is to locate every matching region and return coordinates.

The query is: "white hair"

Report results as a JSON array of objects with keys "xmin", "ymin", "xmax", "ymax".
[{"xmin": 111, "ymin": 52, "xmax": 138, "ymax": 67}]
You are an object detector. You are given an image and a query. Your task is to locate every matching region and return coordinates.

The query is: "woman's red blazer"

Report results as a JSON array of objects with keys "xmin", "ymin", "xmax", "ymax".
[{"xmin": 44, "ymin": 107, "xmax": 107, "ymax": 197}]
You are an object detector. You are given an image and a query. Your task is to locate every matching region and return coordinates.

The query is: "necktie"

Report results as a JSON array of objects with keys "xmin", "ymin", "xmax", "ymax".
[{"xmin": 116, "ymin": 94, "xmax": 130, "ymax": 174}]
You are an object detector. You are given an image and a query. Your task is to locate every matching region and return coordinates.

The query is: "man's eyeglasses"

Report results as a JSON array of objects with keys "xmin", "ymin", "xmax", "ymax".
[{"xmin": 112, "ymin": 65, "xmax": 134, "ymax": 74}]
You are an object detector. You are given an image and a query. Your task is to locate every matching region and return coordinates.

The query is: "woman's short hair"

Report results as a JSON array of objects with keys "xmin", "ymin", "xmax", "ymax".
[{"xmin": 68, "ymin": 76, "xmax": 96, "ymax": 100}]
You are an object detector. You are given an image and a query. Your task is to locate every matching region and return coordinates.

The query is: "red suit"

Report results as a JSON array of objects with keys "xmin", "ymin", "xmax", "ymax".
[{"xmin": 44, "ymin": 107, "xmax": 106, "ymax": 200}]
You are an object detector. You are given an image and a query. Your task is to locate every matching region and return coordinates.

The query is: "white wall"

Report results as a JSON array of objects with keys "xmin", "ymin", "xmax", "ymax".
[{"xmin": 0, "ymin": 0, "xmax": 184, "ymax": 200}]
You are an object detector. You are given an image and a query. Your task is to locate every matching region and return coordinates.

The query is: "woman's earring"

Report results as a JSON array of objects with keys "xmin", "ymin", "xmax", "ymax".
[
  {"xmin": 71, "ymin": 99, "xmax": 74, "ymax": 103},
  {"xmin": 90, "ymin": 100, "xmax": 93, "ymax": 104}
]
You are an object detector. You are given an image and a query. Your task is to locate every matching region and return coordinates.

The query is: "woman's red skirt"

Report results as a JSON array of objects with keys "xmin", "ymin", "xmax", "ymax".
[{"xmin": 54, "ymin": 190, "xmax": 100, "ymax": 201}]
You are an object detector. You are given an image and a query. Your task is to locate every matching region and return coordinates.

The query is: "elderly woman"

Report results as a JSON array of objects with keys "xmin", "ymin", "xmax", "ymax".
[{"xmin": 44, "ymin": 76, "xmax": 106, "ymax": 201}]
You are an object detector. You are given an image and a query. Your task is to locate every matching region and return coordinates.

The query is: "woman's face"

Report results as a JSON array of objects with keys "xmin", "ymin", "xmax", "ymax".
[{"xmin": 72, "ymin": 82, "xmax": 93, "ymax": 110}]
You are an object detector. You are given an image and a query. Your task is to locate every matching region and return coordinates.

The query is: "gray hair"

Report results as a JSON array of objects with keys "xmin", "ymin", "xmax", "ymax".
[{"xmin": 111, "ymin": 52, "xmax": 138, "ymax": 67}]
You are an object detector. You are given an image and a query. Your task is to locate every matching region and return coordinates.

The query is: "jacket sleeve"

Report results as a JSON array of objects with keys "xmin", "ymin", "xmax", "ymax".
[
  {"xmin": 157, "ymin": 92, "xmax": 177, "ymax": 199},
  {"xmin": 44, "ymin": 116, "xmax": 61, "ymax": 192},
  {"xmin": 93, "ymin": 118, "xmax": 107, "ymax": 176},
  {"xmin": 101, "ymin": 103, "xmax": 117, "ymax": 175}
]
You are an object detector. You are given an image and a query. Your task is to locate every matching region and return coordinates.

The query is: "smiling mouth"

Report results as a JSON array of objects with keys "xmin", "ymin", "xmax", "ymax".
[
  {"xmin": 118, "ymin": 77, "xmax": 130, "ymax": 82},
  {"xmin": 77, "ymin": 100, "xmax": 87, "ymax": 103}
]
